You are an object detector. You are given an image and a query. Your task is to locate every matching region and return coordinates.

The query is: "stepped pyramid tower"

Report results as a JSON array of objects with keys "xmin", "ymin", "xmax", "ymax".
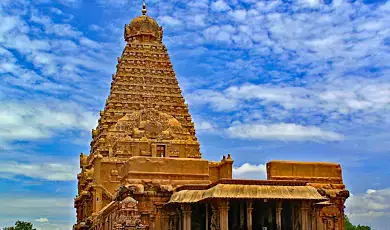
[
  {"xmin": 75, "ymin": 3, "xmax": 228, "ymax": 229},
  {"xmin": 91, "ymin": 3, "xmax": 199, "ymax": 160},
  {"xmin": 75, "ymin": 3, "xmax": 349, "ymax": 230}
]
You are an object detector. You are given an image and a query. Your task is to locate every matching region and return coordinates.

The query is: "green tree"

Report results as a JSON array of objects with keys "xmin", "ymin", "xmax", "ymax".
[
  {"xmin": 344, "ymin": 215, "xmax": 372, "ymax": 230},
  {"xmin": 2, "ymin": 221, "xmax": 36, "ymax": 230}
]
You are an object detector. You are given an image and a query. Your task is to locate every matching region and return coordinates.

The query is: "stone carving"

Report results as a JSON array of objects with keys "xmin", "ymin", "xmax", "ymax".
[
  {"xmin": 111, "ymin": 109, "xmax": 194, "ymax": 143},
  {"xmin": 140, "ymin": 149, "xmax": 151, "ymax": 156},
  {"xmin": 210, "ymin": 205, "xmax": 220, "ymax": 230},
  {"xmin": 170, "ymin": 149, "xmax": 180, "ymax": 157},
  {"xmin": 113, "ymin": 197, "xmax": 146, "ymax": 230},
  {"xmin": 186, "ymin": 145, "xmax": 201, "ymax": 158}
]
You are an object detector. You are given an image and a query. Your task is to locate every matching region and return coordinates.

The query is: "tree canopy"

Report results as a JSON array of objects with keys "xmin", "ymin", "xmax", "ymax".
[
  {"xmin": 345, "ymin": 215, "xmax": 372, "ymax": 230},
  {"xmin": 2, "ymin": 221, "xmax": 36, "ymax": 230}
]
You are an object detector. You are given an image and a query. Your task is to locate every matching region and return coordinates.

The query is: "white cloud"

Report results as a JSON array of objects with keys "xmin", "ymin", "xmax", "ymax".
[
  {"xmin": 188, "ymin": 89, "xmax": 238, "ymax": 111},
  {"xmin": 0, "ymin": 101, "xmax": 97, "ymax": 142},
  {"xmin": 158, "ymin": 16, "xmax": 183, "ymax": 27},
  {"xmin": 0, "ymin": 161, "xmax": 78, "ymax": 181},
  {"xmin": 211, "ymin": 0, "xmax": 230, "ymax": 12},
  {"xmin": 0, "ymin": 196, "xmax": 74, "ymax": 230},
  {"xmin": 227, "ymin": 123, "xmax": 344, "ymax": 141},
  {"xmin": 228, "ymin": 9, "xmax": 247, "ymax": 22},
  {"xmin": 196, "ymin": 121, "xmax": 216, "ymax": 131},
  {"xmin": 97, "ymin": 0, "xmax": 129, "ymax": 6},
  {"xmin": 345, "ymin": 187, "xmax": 390, "ymax": 229},
  {"xmin": 300, "ymin": 0, "xmax": 322, "ymax": 7},
  {"xmin": 233, "ymin": 163, "xmax": 266, "ymax": 179},
  {"xmin": 35, "ymin": 218, "xmax": 49, "ymax": 223}
]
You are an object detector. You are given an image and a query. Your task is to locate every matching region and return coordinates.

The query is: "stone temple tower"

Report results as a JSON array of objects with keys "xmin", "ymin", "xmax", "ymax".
[
  {"xmin": 75, "ymin": 3, "xmax": 232, "ymax": 229},
  {"xmin": 75, "ymin": 3, "xmax": 349, "ymax": 230},
  {"xmin": 91, "ymin": 3, "xmax": 200, "ymax": 160}
]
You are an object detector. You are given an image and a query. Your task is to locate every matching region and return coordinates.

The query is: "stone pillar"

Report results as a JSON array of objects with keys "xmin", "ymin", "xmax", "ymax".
[
  {"xmin": 205, "ymin": 204, "xmax": 209, "ymax": 230},
  {"xmin": 182, "ymin": 204, "xmax": 192, "ymax": 230},
  {"xmin": 276, "ymin": 201, "xmax": 283, "ymax": 230},
  {"xmin": 219, "ymin": 200, "xmax": 229, "ymax": 230},
  {"xmin": 150, "ymin": 214, "xmax": 156, "ymax": 230},
  {"xmin": 311, "ymin": 208, "xmax": 317, "ymax": 230},
  {"xmin": 177, "ymin": 208, "xmax": 182, "ymax": 230},
  {"xmin": 316, "ymin": 208, "xmax": 324, "ymax": 230},
  {"xmin": 161, "ymin": 212, "xmax": 169, "ymax": 230},
  {"xmin": 155, "ymin": 206, "xmax": 162, "ymax": 230},
  {"xmin": 93, "ymin": 187, "xmax": 103, "ymax": 215},
  {"xmin": 323, "ymin": 218, "xmax": 328, "ymax": 230},
  {"xmin": 151, "ymin": 143, "xmax": 157, "ymax": 157},
  {"xmin": 174, "ymin": 213, "xmax": 179, "ymax": 230},
  {"xmin": 94, "ymin": 154, "xmax": 103, "ymax": 182},
  {"xmin": 246, "ymin": 201, "xmax": 253, "ymax": 230},
  {"xmin": 301, "ymin": 202, "xmax": 310, "ymax": 230},
  {"xmin": 93, "ymin": 154, "xmax": 103, "ymax": 215}
]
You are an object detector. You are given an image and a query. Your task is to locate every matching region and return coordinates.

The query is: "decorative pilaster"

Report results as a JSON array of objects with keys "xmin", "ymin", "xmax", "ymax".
[
  {"xmin": 155, "ymin": 206, "xmax": 162, "ymax": 230},
  {"xmin": 301, "ymin": 202, "xmax": 310, "ymax": 230},
  {"xmin": 150, "ymin": 214, "xmax": 156, "ymax": 230},
  {"xmin": 161, "ymin": 212, "xmax": 169, "ymax": 230},
  {"xmin": 276, "ymin": 200, "xmax": 283, "ymax": 230},
  {"xmin": 173, "ymin": 213, "xmax": 179, "ymax": 230},
  {"xmin": 246, "ymin": 201, "xmax": 253, "ymax": 230},
  {"xmin": 177, "ymin": 207, "xmax": 182, "ymax": 230},
  {"xmin": 181, "ymin": 204, "xmax": 192, "ymax": 230},
  {"xmin": 317, "ymin": 209, "xmax": 324, "ymax": 230},
  {"xmin": 93, "ymin": 187, "xmax": 103, "ymax": 215},
  {"xmin": 151, "ymin": 143, "xmax": 157, "ymax": 157},
  {"xmin": 218, "ymin": 200, "xmax": 229, "ymax": 230},
  {"xmin": 311, "ymin": 207, "xmax": 317, "ymax": 230}
]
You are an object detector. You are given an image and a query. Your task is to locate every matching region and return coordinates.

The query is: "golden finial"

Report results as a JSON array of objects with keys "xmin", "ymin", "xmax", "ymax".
[{"xmin": 142, "ymin": 1, "xmax": 147, "ymax": 15}]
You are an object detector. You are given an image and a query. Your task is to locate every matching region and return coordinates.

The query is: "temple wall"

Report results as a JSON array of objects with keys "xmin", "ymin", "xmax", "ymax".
[
  {"xmin": 208, "ymin": 163, "xmax": 220, "ymax": 182},
  {"xmin": 266, "ymin": 160, "xmax": 343, "ymax": 184},
  {"xmin": 219, "ymin": 161, "xmax": 233, "ymax": 179},
  {"xmin": 119, "ymin": 156, "xmax": 211, "ymax": 184},
  {"xmin": 95, "ymin": 160, "xmax": 125, "ymax": 195},
  {"xmin": 266, "ymin": 160, "xmax": 349, "ymax": 230},
  {"xmin": 208, "ymin": 158, "xmax": 233, "ymax": 182}
]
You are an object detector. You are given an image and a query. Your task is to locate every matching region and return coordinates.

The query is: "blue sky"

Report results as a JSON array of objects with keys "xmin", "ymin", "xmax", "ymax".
[{"xmin": 0, "ymin": 0, "xmax": 389, "ymax": 229}]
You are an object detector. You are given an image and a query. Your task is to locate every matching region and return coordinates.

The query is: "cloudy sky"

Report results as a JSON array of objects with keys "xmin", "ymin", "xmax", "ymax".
[{"xmin": 1, "ymin": 0, "xmax": 389, "ymax": 229}]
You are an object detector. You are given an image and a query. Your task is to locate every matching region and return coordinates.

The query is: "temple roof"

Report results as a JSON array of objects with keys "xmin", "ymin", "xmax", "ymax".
[
  {"xmin": 168, "ymin": 184, "xmax": 327, "ymax": 203},
  {"xmin": 124, "ymin": 3, "xmax": 162, "ymax": 42}
]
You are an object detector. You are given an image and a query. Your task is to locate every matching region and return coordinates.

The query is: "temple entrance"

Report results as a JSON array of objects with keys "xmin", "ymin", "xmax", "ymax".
[
  {"xmin": 191, "ymin": 203, "xmax": 206, "ymax": 230},
  {"xmin": 157, "ymin": 145, "xmax": 166, "ymax": 157},
  {"xmin": 282, "ymin": 200, "xmax": 294, "ymax": 230},
  {"xmin": 175, "ymin": 199, "xmax": 310, "ymax": 230},
  {"xmin": 252, "ymin": 200, "xmax": 275, "ymax": 230},
  {"xmin": 226, "ymin": 199, "xmax": 295, "ymax": 230},
  {"xmin": 229, "ymin": 200, "xmax": 247, "ymax": 230}
]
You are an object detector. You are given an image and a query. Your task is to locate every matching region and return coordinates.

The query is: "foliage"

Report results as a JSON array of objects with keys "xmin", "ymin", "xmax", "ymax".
[
  {"xmin": 2, "ymin": 221, "xmax": 36, "ymax": 230},
  {"xmin": 345, "ymin": 215, "xmax": 372, "ymax": 230}
]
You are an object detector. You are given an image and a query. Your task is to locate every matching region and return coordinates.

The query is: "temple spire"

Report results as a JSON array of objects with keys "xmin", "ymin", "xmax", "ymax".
[{"xmin": 142, "ymin": 1, "xmax": 147, "ymax": 15}]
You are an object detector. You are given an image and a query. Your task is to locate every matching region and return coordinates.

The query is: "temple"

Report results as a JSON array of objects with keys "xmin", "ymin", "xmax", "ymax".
[{"xmin": 74, "ymin": 4, "xmax": 349, "ymax": 230}]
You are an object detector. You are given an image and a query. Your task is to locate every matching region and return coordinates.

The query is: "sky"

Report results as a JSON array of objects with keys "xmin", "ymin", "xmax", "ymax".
[{"xmin": 0, "ymin": 0, "xmax": 389, "ymax": 229}]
